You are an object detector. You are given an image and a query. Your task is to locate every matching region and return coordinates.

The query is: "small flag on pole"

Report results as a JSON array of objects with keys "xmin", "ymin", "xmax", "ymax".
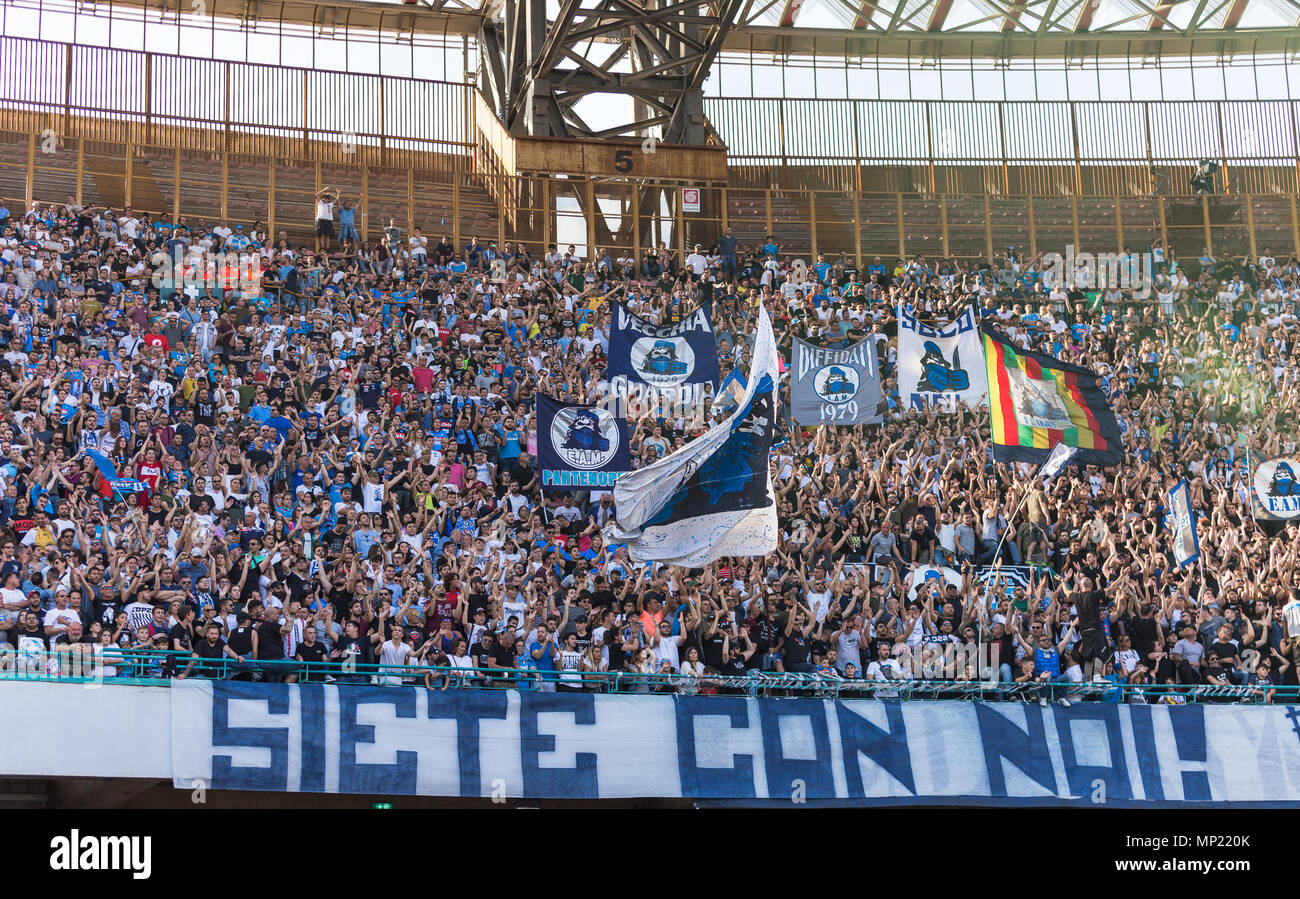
[{"xmin": 1040, "ymin": 441, "xmax": 1079, "ymax": 481}]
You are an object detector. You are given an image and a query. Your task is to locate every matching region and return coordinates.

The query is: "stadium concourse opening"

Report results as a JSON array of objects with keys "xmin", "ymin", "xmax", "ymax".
[{"xmin": 0, "ymin": 0, "xmax": 1298, "ymax": 822}]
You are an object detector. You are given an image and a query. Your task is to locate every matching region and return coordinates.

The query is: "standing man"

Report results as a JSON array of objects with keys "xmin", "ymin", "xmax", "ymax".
[
  {"xmin": 718, "ymin": 227, "xmax": 737, "ymax": 281},
  {"xmin": 338, "ymin": 195, "xmax": 360, "ymax": 248},
  {"xmin": 1071, "ymin": 576, "xmax": 1111, "ymax": 681},
  {"xmin": 314, "ymin": 186, "xmax": 337, "ymax": 254}
]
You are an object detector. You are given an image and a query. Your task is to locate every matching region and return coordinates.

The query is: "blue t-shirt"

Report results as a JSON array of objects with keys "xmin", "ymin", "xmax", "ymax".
[
  {"xmin": 529, "ymin": 640, "xmax": 557, "ymax": 674},
  {"xmin": 498, "ymin": 428, "xmax": 522, "ymax": 460},
  {"xmin": 265, "ymin": 415, "xmax": 294, "ymax": 442}
]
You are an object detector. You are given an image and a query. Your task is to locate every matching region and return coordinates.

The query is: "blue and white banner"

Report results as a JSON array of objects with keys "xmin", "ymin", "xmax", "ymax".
[
  {"xmin": 1254, "ymin": 457, "xmax": 1300, "ymax": 520},
  {"xmin": 1166, "ymin": 479, "xmax": 1201, "ymax": 567},
  {"xmin": 791, "ymin": 336, "xmax": 883, "ymax": 425},
  {"xmin": 85, "ymin": 448, "xmax": 148, "ymax": 496},
  {"xmin": 977, "ymin": 564, "xmax": 1056, "ymax": 598},
  {"xmin": 170, "ymin": 681, "xmax": 1300, "ymax": 805},
  {"xmin": 897, "ymin": 305, "xmax": 989, "ymax": 412},
  {"xmin": 604, "ymin": 305, "xmax": 779, "ymax": 566},
  {"xmin": 1041, "ymin": 442, "xmax": 1079, "ymax": 481},
  {"xmin": 536, "ymin": 395, "xmax": 629, "ymax": 491},
  {"xmin": 606, "ymin": 302, "xmax": 718, "ymax": 409}
]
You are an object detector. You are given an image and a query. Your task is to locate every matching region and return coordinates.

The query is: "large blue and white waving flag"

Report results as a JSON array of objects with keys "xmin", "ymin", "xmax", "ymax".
[
  {"xmin": 607, "ymin": 302, "xmax": 719, "ymax": 394},
  {"xmin": 604, "ymin": 305, "xmax": 779, "ymax": 566}
]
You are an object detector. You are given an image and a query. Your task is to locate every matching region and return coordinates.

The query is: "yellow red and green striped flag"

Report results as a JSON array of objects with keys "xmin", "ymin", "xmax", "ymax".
[{"xmin": 982, "ymin": 324, "xmax": 1123, "ymax": 467}]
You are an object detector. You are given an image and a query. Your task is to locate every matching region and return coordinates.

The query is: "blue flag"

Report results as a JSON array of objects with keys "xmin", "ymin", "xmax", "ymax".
[
  {"xmin": 607, "ymin": 302, "xmax": 719, "ymax": 395},
  {"xmin": 85, "ymin": 449, "xmax": 148, "ymax": 498},
  {"xmin": 537, "ymin": 395, "xmax": 630, "ymax": 492},
  {"xmin": 1165, "ymin": 479, "xmax": 1200, "ymax": 567}
]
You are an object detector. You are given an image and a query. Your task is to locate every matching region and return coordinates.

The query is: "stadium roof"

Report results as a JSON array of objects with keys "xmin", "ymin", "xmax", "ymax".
[{"xmin": 76, "ymin": 0, "xmax": 1300, "ymax": 58}]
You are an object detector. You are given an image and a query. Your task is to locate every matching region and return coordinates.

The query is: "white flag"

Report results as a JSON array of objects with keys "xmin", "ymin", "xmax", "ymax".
[
  {"xmin": 1041, "ymin": 442, "xmax": 1079, "ymax": 480},
  {"xmin": 897, "ymin": 303, "xmax": 989, "ymax": 413}
]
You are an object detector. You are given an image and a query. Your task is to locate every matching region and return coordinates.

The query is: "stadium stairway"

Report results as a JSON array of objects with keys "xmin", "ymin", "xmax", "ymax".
[
  {"xmin": 124, "ymin": 151, "xmax": 500, "ymax": 244},
  {"xmin": 0, "ymin": 778, "xmax": 51, "ymax": 809}
]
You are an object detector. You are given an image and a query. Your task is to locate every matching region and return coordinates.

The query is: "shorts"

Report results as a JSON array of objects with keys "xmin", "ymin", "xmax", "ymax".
[
  {"xmin": 1077, "ymin": 627, "xmax": 1110, "ymax": 663},
  {"xmin": 316, "ymin": 219, "xmax": 335, "ymax": 238}
]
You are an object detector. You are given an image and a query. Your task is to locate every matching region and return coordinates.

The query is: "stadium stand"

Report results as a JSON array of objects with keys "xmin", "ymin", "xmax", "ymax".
[{"xmin": 0, "ymin": 7, "xmax": 1298, "ymax": 716}]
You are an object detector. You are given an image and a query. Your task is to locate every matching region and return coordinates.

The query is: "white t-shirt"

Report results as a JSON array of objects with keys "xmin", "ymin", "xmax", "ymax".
[
  {"xmin": 315, "ymin": 200, "xmax": 334, "ymax": 221},
  {"xmin": 835, "ymin": 628, "xmax": 861, "ymax": 671},
  {"xmin": 43, "ymin": 607, "xmax": 79, "ymax": 632},
  {"xmin": 378, "ymin": 640, "xmax": 412, "ymax": 685},
  {"xmin": 654, "ymin": 635, "xmax": 681, "ymax": 672},
  {"xmin": 558, "ymin": 648, "xmax": 583, "ymax": 682},
  {"xmin": 1284, "ymin": 600, "xmax": 1300, "ymax": 639},
  {"xmin": 806, "ymin": 588, "xmax": 833, "ymax": 622}
]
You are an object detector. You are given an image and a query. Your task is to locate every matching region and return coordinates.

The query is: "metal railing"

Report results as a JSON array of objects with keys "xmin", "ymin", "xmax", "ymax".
[{"xmin": 0, "ymin": 647, "xmax": 1290, "ymax": 704}]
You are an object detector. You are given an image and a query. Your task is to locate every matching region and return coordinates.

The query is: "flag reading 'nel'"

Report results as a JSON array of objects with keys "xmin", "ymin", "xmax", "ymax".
[{"xmin": 982, "ymin": 324, "xmax": 1123, "ymax": 468}]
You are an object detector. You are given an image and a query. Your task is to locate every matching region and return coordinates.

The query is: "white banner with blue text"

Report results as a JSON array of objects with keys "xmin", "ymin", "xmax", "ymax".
[{"xmin": 170, "ymin": 681, "xmax": 1300, "ymax": 806}]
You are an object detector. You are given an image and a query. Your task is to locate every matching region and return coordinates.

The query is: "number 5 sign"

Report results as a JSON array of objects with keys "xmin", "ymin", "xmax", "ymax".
[{"xmin": 682, "ymin": 188, "xmax": 701, "ymax": 213}]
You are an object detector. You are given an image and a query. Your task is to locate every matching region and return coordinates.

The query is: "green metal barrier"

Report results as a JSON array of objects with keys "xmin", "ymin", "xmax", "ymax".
[{"xmin": 0, "ymin": 646, "xmax": 1290, "ymax": 703}]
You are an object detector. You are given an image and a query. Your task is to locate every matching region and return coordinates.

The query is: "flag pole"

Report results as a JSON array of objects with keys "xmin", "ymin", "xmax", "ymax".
[{"xmin": 979, "ymin": 450, "xmax": 1060, "ymax": 685}]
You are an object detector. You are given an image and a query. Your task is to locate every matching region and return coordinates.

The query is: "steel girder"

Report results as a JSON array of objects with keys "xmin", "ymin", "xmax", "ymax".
[
  {"xmin": 73, "ymin": 0, "xmax": 1300, "ymax": 60},
  {"xmin": 477, "ymin": 0, "xmax": 746, "ymax": 142}
]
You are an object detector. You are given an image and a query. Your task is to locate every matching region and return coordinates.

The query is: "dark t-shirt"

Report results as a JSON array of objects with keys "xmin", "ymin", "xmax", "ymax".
[
  {"xmin": 296, "ymin": 640, "xmax": 327, "ymax": 664},
  {"xmin": 227, "ymin": 624, "xmax": 255, "ymax": 657},
  {"xmin": 489, "ymin": 640, "xmax": 516, "ymax": 669},
  {"xmin": 1128, "ymin": 614, "xmax": 1159, "ymax": 661},
  {"xmin": 10, "ymin": 625, "xmax": 45, "ymax": 650},
  {"xmin": 465, "ymin": 591, "xmax": 490, "ymax": 619},
  {"xmin": 333, "ymin": 635, "xmax": 371, "ymax": 668},
  {"xmin": 51, "ymin": 632, "xmax": 92, "ymax": 647},
  {"xmin": 784, "ymin": 631, "xmax": 811, "ymax": 666},
  {"xmin": 702, "ymin": 631, "xmax": 726, "ymax": 670},
  {"xmin": 257, "ymin": 620, "xmax": 284, "ymax": 659},
  {"xmin": 1209, "ymin": 640, "xmax": 1240, "ymax": 669},
  {"xmin": 471, "ymin": 641, "xmax": 495, "ymax": 671},
  {"xmin": 195, "ymin": 638, "xmax": 226, "ymax": 660},
  {"xmin": 1075, "ymin": 590, "xmax": 1105, "ymax": 631}
]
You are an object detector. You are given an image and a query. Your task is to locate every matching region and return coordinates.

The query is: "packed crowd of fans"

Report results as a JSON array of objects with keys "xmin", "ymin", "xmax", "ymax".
[{"xmin": 0, "ymin": 188, "xmax": 1297, "ymax": 705}]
